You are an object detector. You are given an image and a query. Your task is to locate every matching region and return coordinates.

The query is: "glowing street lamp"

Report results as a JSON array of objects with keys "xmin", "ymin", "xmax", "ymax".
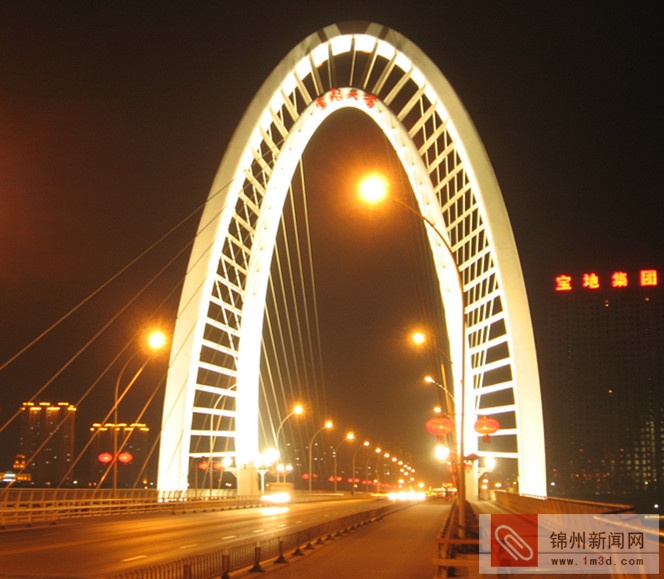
[
  {"xmin": 358, "ymin": 174, "xmax": 389, "ymax": 204},
  {"xmin": 113, "ymin": 329, "xmax": 167, "ymax": 493},
  {"xmin": 351, "ymin": 440, "xmax": 371, "ymax": 495},
  {"xmin": 274, "ymin": 403, "xmax": 304, "ymax": 483},
  {"xmin": 332, "ymin": 432, "xmax": 355, "ymax": 492},
  {"xmin": 360, "ymin": 177, "xmax": 470, "ymax": 536},
  {"xmin": 308, "ymin": 421, "xmax": 333, "ymax": 492},
  {"xmin": 257, "ymin": 448, "xmax": 279, "ymax": 493}
]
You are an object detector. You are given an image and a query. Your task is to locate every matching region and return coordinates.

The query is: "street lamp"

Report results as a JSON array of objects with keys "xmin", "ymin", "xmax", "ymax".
[
  {"xmin": 274, "ymin": 403, "xmax": 304, "ymax": 483},
  {"xmin": 113, "ymin": 329, "xmax": 167, "ymax": 493},
  {"xmin": 308, "ymin": 420, "xmax": 333, "ymax": 492},
  {"xmin": 332, "ymin": 432, "xmax": 355, "ymax": 492},
  {"xmin": 351, "ymin": 440, "xmax": 370, "ymax": 495},
  {"xmin": 360, "ymin": 177, "xmax": 470, "ymax": 537},
  {"xmin": 257, "ymin": 448, "xmax": 279, "ymax": 493}
]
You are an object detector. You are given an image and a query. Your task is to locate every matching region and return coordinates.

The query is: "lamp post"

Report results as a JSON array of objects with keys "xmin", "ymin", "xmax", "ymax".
[
  {"xmin": 113, "ymin": 330, "xmax": 167, "ymax": 493},
  {"xmin": 308, "ymin": 421, "xmax": 333, "ymax": 492},
  {"xmin": 351, "ymin": 441, "xmax": 370, "ymax": 495},
  {"xmin": 257, "ymin": 449, "xmax": 279, "ymax": 493},
  {"xmin": 360, "ymin": 176, "xmax": 469, "ymax": 537},
  {"xmin": 274, "ymin": 403, "xmax": 303, "ymax": 483},
  {"xmin": 373, "ymin": 447, "xmax": 383, "ymax": 491},
  {"xmin": 332, "ymin": 432, "xmax": 355, "ymax": 492}
]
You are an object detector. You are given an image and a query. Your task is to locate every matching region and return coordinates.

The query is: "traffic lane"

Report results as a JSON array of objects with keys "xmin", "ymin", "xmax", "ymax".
[
  {"xmin": 257, "ymin": 499, "xmax": 451, "ymax": 578},
  {"xmin": 0, "ymin": 497, "xmax": 383, "ymax": 554},
  {"xmin": 0, "ymin": 497, "xmax": 387, "ymax": 577}
]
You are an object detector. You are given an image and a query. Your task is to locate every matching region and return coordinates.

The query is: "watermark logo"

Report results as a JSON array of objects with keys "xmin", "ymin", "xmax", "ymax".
[
  {"xmin": 480, "ymin": 513, "xmax": 659, "ymax": 574},
  {"xmin": 490, "ymin": 514, "xmax": 538, "ymax": 568}
]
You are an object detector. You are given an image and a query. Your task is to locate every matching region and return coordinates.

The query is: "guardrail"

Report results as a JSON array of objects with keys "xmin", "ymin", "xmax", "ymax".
[
  {"xmin": 492, "ymin": 490, "xmax": 636, "ymax": 514},
  {"xmin": 433, "ymin": 499, "xmax": 480, "ymax": 578},
  {"xmin": 0, "ymin": 488, "xmax": 347, "ymax": 528},
  {"xmin": 433, "ymin": 493, "xmax": 641, "ymax": 577}
]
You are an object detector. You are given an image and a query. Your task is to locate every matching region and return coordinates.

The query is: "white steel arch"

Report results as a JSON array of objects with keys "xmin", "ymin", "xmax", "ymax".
[{"xmin": 158, "ymin": 22, "xmax": 547, "ymax": 496}]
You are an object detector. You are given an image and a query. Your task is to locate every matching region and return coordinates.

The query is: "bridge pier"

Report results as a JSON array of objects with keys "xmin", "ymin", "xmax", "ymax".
[{"xmin": 236, "ymin": 463, "xmax": 260, "ymax": 496}]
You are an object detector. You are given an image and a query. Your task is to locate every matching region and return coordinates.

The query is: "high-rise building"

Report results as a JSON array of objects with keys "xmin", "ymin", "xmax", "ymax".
[
  {"xmin": 540, "ymin": 268, "xmax": 663, "ymax": 510},
  {"xmin": 18, "ymin": 402, "xmax": 76, "ymax": 486}
]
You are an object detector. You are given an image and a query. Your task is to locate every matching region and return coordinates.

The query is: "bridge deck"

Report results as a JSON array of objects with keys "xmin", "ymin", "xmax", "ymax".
[{"xmin": 229, "ymin": 499, "xmax": 505, "ymax": 579}]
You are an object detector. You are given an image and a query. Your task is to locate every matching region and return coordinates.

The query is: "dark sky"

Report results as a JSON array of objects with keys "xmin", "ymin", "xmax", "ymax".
[{"xmin": 0, "ymin": 2, "xmax": 661, "ymax": 482}]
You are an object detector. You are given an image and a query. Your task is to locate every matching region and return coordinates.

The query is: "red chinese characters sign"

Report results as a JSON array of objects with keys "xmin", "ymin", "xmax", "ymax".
[
  {"xmin": 315, "ymin": 88, "xmax": 379, "ymax": 111},
  {"xmin": 555, "ymin": 269, "xmax": 659, "ymax": 292}
]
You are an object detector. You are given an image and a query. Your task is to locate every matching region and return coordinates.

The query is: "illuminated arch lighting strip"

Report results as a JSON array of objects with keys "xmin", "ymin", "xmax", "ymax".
[{"xmin": 158, "ymin": 22, "xmax": 546, "ymax": 496}]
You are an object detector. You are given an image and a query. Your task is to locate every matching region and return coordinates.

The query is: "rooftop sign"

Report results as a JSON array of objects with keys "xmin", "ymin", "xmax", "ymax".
[{"xmin": 555, "ymin": 269, "xmax": 659, "ymax": 292}]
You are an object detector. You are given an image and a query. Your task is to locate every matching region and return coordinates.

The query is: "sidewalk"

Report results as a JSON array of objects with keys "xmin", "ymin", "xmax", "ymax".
[{"xmin": 234, "ymin": 499, "xmax": 451, "ymax": 578}]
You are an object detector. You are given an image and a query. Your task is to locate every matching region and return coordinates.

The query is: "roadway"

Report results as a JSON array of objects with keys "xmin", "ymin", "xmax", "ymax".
[
  {"xmin": 251, "ymin": 497, "xmax": 452, "ymax": 578},
  {"xmin": 0, "ymin": 497, "xmax": 390, "ymax": 577}
]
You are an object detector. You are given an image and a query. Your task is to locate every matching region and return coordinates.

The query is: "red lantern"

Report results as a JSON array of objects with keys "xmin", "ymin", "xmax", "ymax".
[
  {"xmin": 212, "ymin": 461, "xmax": 223, "ymax": 471},
  {"xmin": 118, "ymin": 452, "xmax": 133, "ymax": 464},
  {"xmin": 425, "ymin": 416, "xmax": 455, "ymax": 436},
  {"xmin": 301, "ymin": 473, "xmax": 310, "ymax": 480},
  {"xmin": 198, "ymin": 461, "xmax": 209, "ymax": 470},
  {"xmin": 474, "ymin": 416, "xmax": 500, "ymax": 439},
  {"xmin": 97, "ymin": 452, "xmax": 113, "ymax": 464}
]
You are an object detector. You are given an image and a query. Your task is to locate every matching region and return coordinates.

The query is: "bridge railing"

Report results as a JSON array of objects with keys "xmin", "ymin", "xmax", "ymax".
[
  {"xmin": 0, "ymin": 488, "xmax": 262, "ymax": 528},
  {"xmin": 434, "ymin": 492, "xmax": 639, "ymax": 577},
  {"xmin": 0, "ymin": 488, "xmax": 353, "ymax": 528},
  {"xmin": 492, "ymin": 490, "xmax": 636, "ymax": 514}
]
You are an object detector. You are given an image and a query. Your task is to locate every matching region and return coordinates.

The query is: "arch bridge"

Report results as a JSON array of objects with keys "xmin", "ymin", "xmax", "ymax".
[{"xmin": 157, "ymin": 22, "xmax": 546, "ymax": 497}]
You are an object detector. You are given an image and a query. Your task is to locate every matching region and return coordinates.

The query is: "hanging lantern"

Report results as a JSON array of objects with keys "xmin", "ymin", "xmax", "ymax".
[
  {"xmin": 212, "ymin": 461, "xmax": 223, "ymax": 471},
  {"xmin": 97, "ymin": 452, "xmax": 113, "ymax": 464},
  {"xmin": 474, "ymin": 416, "xmax": 500, "ymax": 439},
  {"xmin": 198, "ymin": 460, "xmax": 209, "ymax": 471},
  {"xmin": 118, "ymin": 452, "xmax": 134, "ymax": 464},
  {"xmin": 425, "ymin": 416, "xmax": 455, "ymax": 437}
]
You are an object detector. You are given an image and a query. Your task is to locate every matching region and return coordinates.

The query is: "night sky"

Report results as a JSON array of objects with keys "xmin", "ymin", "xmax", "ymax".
[{"xmin": 0, "ymin": 2, "xmax": 661, "ymax": 483}]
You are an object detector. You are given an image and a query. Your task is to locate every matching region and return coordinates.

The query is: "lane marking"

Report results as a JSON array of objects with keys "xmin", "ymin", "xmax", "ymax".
[
  {"xmin": 121, "ymin": 555, "xmax": 147, "ymax": 562},
  {"xmin": 179, "ymin": 544, "xmax": 197, "ymax": 549},
  {"xmin": 222, "ymin": 535, "xmax": 237, "ymax": 540}
]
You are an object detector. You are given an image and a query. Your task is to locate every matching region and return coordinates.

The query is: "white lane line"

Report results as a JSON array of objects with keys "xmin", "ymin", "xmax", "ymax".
[
  {"xmin": 121, "ymin": 555, "xmax": 147, "ymax": 562},
  {"xmin": 222, "ymin": 535, "xmax": 237, "ymax": 540},
  {"xmin": 179, "ymin": 544, "xmax": 197, "ymax": 549},
  {"xmin": 252, "ymin": 529, "xmax": 265, "ymax": 533}
]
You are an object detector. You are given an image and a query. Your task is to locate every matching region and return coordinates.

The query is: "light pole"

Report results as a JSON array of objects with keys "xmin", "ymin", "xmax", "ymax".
[
  {"xmin": 332, "ymin": 432, "xmax": 354, "ymax": 492},
  {"xmin": 351, "ymin": 441, "xmax": 370, "ymax": 495},
  {"xmin": 274, "ymin": 403, "xmax": 304, "ymax": 483},
  {"xmin": 360, "ymin": 176, "xmax": 469, "ymax": 537},
  {"xmin": 308, "ymin": 420, "xmax": 333, "ymax": 492},
  {"xmin": 113, "ymin": 330, "xmax": 167, "ymax": 493},
  {"xmin": 257, "ymin": 449, "xmax": 279, "ymax": 493},
  {"xmin": 373, "ymin": 447, "xmax": 383, "ymax": 491}
]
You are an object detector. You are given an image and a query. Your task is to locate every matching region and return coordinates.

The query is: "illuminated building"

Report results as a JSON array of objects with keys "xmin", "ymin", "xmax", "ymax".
[
  {"xmin": 18, "ymin": 402, "xmax": 76, "ymax": 486},
  {"xmin": 89, "ymin": 422, "xmax": 150, "ymax": 488},
  {"xmin": 541, "ymin": 268, "xmax": 663, "ymax": 509}
]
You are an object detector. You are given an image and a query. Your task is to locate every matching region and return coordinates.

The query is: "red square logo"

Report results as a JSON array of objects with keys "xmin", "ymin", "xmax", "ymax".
[{"xmin": 490, "ymin": 514, "xmax": 538, "ymax": 568}]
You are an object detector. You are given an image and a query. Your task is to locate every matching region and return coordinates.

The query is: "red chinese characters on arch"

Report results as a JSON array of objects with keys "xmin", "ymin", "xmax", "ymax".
[
  {"xmin": 555, "ymin": 269, "xmax": 659, "ymax": 292},
  {"xmin": 315, "ymin": 88, "xmax": 379, "ymax": 110}
]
